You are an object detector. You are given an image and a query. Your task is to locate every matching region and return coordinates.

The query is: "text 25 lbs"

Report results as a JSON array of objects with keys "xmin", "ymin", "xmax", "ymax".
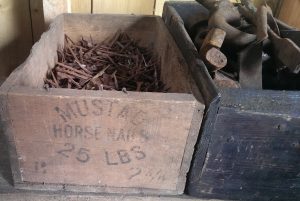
[{"xmin": 57, "ymin": 143, "xmax": 146, "ymax": 165}]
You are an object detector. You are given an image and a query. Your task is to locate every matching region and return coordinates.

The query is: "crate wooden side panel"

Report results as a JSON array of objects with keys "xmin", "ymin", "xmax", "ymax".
[
  {"xmin": 188, "ymin": 89, "xmax": 300, "ymax": 201},
  {"xmin": 30, "ymin": 0, "xmax": 46, "ymax": 42},
  {"xmin": 4, "ymin": 88, "xmax": 203, "ymax": 194},
  {"xmin": 1, "ymin": 121, "xmax": 217, "ymax": 201}
]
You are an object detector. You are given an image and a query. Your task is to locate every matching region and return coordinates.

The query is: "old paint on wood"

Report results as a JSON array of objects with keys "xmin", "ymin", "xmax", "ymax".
[
  {"xmin": 163, "ymin": 3, "xmax": 220, "ymax": 185},
  {"xmin": 163, "ymin": 5, "xmax": 220, "ymax": 195},
  {"xmin": 0, "ymin": 14, "xmax": 205, "ymax": 195},
  {"xmin": 192, "ymin": 89, "xmax": 300, "ymax": 201},
  {"xmin": 164, "ymin": 2, "xmax": 300, "ymax": 201}
]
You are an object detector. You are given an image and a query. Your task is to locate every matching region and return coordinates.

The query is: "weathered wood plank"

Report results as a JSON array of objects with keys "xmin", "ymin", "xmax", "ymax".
[
  {"xmin": 71, "ymin": 0, "xmax": 91, "ymax": 13},
  {"xmin": 0, "ymin": 0, "xmax": 33, "ymax": 80},
  {"xmin": 162, "ymin": 2, "xmax": 218, "ymax": 105},
  {"xmin": 7, "ymin": 88, "xmax": 203, "ymax": 194},
  {"xmin": 162, "ymin": 5, "xmax": 220, "ymax": 197},
  {"xmin": 188, "ymin": 90, "xmax": 300, "ymax": 201},
  {"xmin": 220, "ymin": 89, "xmax": 300, "ymax": 115},
  {"xmin": 155, "ymin": 0, "xmax": 166, "ymax": 16},
  {"xmin": 196, "ymin": 106, "xmax": 300, "ymax": 201},
  {"xmin": 93, "ymin": 0, "xmax": 155, "ymax": 15},
  {"xmin": 0, "ymin": 192, "xmax": 223, "ymax": 201},
  {"xmin": 0, "ymin": 122, "xmax": 221, "ymax": 201},
  {"xmin": 43, "ymin": 0, "xmax": 68, "ymax": 27},
  {"xmin": 278, "ymin": 0, "xmax": 300, "ymax": 28},
  {"xmin": 30, "ymin": 0, "xmax": 45, "ymax": 42}
]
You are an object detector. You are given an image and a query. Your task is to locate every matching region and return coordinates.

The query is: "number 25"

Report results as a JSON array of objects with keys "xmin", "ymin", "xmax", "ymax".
[{"xmin": 57, "ymin": 143, "xmax": 90, "ymax": 163}]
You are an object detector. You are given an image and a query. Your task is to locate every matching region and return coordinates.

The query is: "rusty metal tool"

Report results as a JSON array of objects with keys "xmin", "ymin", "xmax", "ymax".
[
  {"xmin": 239, "ymin": 2, "xmax": 279, "ymax": 37},
  {"xmin": 234, "ymin": 2, "xmax": 264, "ymax": 89},
  {"xmin": 200, "ymin": 28, "xmax": 227, "ymax": 71},
  {"xmin": 238, "ymin": 3, "xmax": 268, "ymax": 41},
  {"xmin": 255, "ymin": 4, "xmax": 268, "ymax": 42},
  {"xmin": 266, "ymin": 5, "xmax": 280, "ymax": 36},
  {"xmin": 268, "ymin": 29, "xmax": 300, "ymax": 74},
  {"xmin": 203, "ymin": 47, "xmax": 227, "ymax": 72},
  {"xmin": 196, "ymin": 0, "xmax": 256, "ymax": 47},
  {"xmin": 267, "ymin": 7, "xmax": 300, "ymax": 74},
  {"xmin": 239, "ymin": 1, "xmax": 300, "ymax": 74},
  {"xmin": 214, "ymin": 71, "xmax": 241, "ymax": 88},
  {"xmin": 201, "ymin": 28, "xmax": 227, "ymax": 49}
]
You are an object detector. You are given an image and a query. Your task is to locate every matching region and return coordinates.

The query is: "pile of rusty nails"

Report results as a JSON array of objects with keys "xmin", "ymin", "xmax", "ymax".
[
  {"xmin": 194, "ymin": 0, "xmax": 300, "ymax": 90},
  {"xmin": 44, "ymin": 32, "xmax": 168, "ymax": 92}
]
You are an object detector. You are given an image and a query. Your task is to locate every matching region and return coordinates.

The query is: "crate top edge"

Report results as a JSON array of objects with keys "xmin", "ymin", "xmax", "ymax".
[
  {"xmin": 5, "ymin": 86, "xmax": 204, "ymax": 106},
  {"xmin": 60, "ymin": 13, "xmax": 161, "ymax": 18},
  {"xmin": 220, "ymin": 88, "xmax": 300, "ymax": 116}
]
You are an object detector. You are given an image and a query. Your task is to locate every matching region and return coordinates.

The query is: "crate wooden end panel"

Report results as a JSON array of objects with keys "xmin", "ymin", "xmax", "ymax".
[
  {"xmin": 0, "ymin": 14, "xmax": 205, "ymax": 194},
  {"xmin": 164, "ymin": 3, "xmax": 300, "ymax": 201},
  {"xmin": 5, "ymin": 88, "xmax": 203, "ymax": 194},
  {"xmin": 189, "ymin": 89, "xmax": 300, "ymax": 201},
  {"xmin": 162, "ymin": 3, "xmax": 221, "ymax": 190}
]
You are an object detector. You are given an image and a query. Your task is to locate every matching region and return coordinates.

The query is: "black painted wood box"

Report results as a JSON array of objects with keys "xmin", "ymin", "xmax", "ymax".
[{"xmin": 163, "ymin": 2, "xmax": 300, "ymax": 201}]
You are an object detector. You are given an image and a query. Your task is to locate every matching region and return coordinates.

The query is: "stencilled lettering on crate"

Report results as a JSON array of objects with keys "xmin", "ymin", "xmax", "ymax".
[{"xmin": 10, "ymin": 96, "xmax": 194, "ymax": 190}]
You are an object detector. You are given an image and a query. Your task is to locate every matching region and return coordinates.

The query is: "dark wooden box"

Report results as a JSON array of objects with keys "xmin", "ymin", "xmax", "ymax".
[{"xmin": 163, "ymin": 2, "xmax": 300, "ymax": 201}]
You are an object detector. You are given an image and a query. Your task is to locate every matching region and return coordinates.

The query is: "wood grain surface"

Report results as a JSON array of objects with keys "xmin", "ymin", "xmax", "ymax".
[
  {"xmin": 7, "ymin": 89, "xmax": 202, "ymax": 194},
  {"xmin": 71, "ymin": 0, "xmax": 91, "ymax": 13},
  {"xmin": 0, "ymin": 123, "xmax": 221, "ymax": 201},
  {"xmin": 29, "ymin": 0, "xmax": 45, "ymax": 42},
  {"xmin": 93, "ymin": 0, "xmax": 155, "ymax": 15},
  {"xmin": 0, "ymin": 0, "xmax": 33, "ymax": 81},
  {"xmin": 189, "ymin": 89, "xmax": 300, "ymax": 201},
  {"xmin": 0, "ymin": 14, "xmax": 205, "ymax": 195},
  {"xmin": 278, "ymin": 0, "xmax": 300, "ymax": 28}
]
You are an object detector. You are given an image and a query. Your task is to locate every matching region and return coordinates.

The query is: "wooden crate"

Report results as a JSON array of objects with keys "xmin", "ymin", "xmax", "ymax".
[
  {"xmin": 163, "ymin": 2, "xmax": 300, "ymax": 201},
  {"xmin": 0, "ymin": 128, "xmax": 226, "ymax": 201},
  {"xmin": 0, "ymin": 14, "xmax": 205, "ymax": 195}
]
